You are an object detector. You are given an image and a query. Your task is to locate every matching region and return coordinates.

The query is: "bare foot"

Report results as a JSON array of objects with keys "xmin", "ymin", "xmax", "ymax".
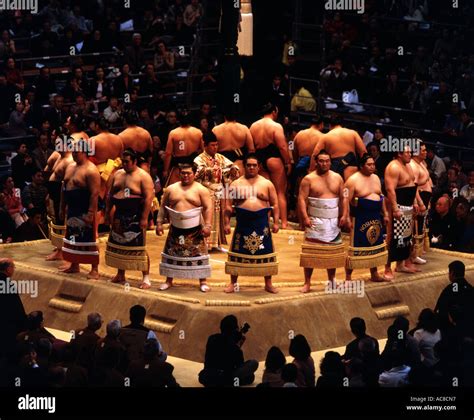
[
  {"xmin": 264, "ymin": 285, "xmax": 278, "ymax": 294},
  {"xmin": 60, "ymin": 266, "xmax": 80, "ymax": 274},
  {"xmin": 139, "ymin": 282, "xmax": 151, "ymax": 289},
  {"xmin": 372, "ymin": 274, "xmax": 392, "ymax": 282},
  {"xmin": 383, "ymin": 270, "xmax": 394, "ymax": 280},
  {"xmin": 111, "ymin": 274, "xmax": 125, "ymax": 284},
  {"xmin": 199, "ymin": 283, "xmax": 211, "ymax": 293},
  {"xmin": 280, "ymin": 224, "xmax": 289, "ymax": 230},
  {"xmin": 46, "ymin": 249, "xmax": 62, "ymax": 261},
  {"xmin": 159, "ymin": 282, "xmax": 172, "ymax": 291},
  {"xmin": 224, "ymin": 284, "xmax": 235, "ymax": 293},
  {"xmin": 87, "ymin": 270, "xmax": 99, "ymax": 280},
  {"xmin": 300, "ymin": 284, "xmax": 311, "ymax": 293},
  {"xmin": 395, "ymin": 265, "xmax": 417, "ymax": 274}
]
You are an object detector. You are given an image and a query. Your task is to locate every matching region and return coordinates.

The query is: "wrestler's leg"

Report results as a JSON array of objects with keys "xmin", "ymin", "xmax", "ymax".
[
  {"xmin": 60, "ymin": 263, "xmax": 80, "ymax": 273},
  {"xmin": 111, "ymin": 269, "xmax": 126, "ymax": 284},
  {"xmin": 384, "ymin": 210, "xmax": 395, "ymax": 279},
  {"xmin": 343, "ymin": 166, "xmax": 358, "ymax": 181},
  {"xmin": 46, "ymin": 248, "xmax": 63, "ymax": 261},
  {"xmin": 327, "ymin": 268, "xmax": 337, "ymax": 289},
  {"xmin": 345, "ymin": 268, "xmax": 353, "ymax": 281},
  {"xmin": 266, "ymin": 157, "xmax": 288, "ymax": 229},
  {"xmin": 159, "ymin": 277, "xmax": 173, "ymax": 290},
  {"xmin": 139, "ymin": 253, "xmax": 152, "ymax": 289},
  {"xmin": 199, "ymin": 278, "xmax": 211, "ymax": 292},
  {"xmin": 370, "ymin": 267, "xmax": 388, "ymax": 282},
  {"xmin": 87, "ymin": 264, "xmax": 99, "ymax": 279},
  {"xmin": 264, "ymin": 275, "xmax": 278, "ymax": 294},
  {"xmin": 225, "ymin": 275, "xmax": 238, "ymax": 293},
  {"xmin": 301, "ymin": 268, "xmax": 313, "ymax": 293}
]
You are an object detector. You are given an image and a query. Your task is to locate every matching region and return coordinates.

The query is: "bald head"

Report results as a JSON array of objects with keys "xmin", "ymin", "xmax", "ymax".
[
  {"xmin": 435, "ymin": 196, "xmax": 450, "ymax": 217},
  {"xmin": 0, "ymin": 258, "xmax": 14, "ymax": 276}
]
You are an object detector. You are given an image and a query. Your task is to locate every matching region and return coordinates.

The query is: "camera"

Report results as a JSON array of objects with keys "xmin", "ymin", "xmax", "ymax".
[{"xmin": 240, "ymin": 322, "xmax": 250, "ymax": 335}]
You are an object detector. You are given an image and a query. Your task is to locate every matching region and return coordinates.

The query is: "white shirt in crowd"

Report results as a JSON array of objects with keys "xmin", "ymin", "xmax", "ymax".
[{"xmin": 413, "ymin": 328, "xmax": 441, "ymax": 367}]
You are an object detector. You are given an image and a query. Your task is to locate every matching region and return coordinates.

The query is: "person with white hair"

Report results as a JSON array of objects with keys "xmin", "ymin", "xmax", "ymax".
[{"xmin": 70, "ymin": 312, "xmax": 103, "ymax": 369}]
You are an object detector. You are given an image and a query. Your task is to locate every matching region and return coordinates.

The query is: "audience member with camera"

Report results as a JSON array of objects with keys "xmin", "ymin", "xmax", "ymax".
[{"xmin": 198, "ymin": 315, "xmax": 258, "ymax": 387}]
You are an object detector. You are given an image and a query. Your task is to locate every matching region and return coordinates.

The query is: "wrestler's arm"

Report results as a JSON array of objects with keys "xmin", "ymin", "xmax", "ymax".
[
  {"xmin": 309, "ymin": 137, "xmax": 325, "ymax": 172},
  {"xmin": 274, "ymin": 124, "xmax": 291, "ymax": 167},
  {"xmin": 298, "ymin": 176, "xmax": 311, "ymax": 227},
  {"xmin": 61, "ymin": 164, "xmax": 73, "ymax": 219},
  {"xmin": 342, "ymin": 176, "xmax": 355, "ymax": 228},
  {"xmin": 141, "ymin": 171, "xmax": 155, "ymax": 230},
  {"xmin": 86, "ymin": 167, "xmax": 101, "ymax": 224},
  {"xmin": 385, "ymin": 164, "xmax": 401, "ymax": 219},
  {"xmin": 200, "ymin": 185, "xmax": 213, "ymax": 237},
  {"xmin": 292, "ymin": 134, "xmax": 300, "ymax": 164},
  {"xmin": 104, "ymin": 171, "xmax": 116, "ymax": 224},
  {"xmin": 156, "ymin": 188, "xmax": 170, "ymax": 235},
  {"xmin": 245, "ymin": 127, "xmax": 255, "ymax": 153},
  {"xmin": 337, "ymin": 175, "xmax": 346, "ymax": 227},
  {"xmin": 268, "ymin": 180, "xmax": 280, "ymax": 233},
  {"xmin": 163, "ymin": 133, "xmax": 173, "ymax": 178},
  {"xmin": 354, "ymin": 132, "xmax": 367, "ymax": 157}
]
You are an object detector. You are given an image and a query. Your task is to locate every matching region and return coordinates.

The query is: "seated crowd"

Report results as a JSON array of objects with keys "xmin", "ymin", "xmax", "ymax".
[{"xmin": 1, "ymin": 258, "xmax": 473, "ymax": 388}]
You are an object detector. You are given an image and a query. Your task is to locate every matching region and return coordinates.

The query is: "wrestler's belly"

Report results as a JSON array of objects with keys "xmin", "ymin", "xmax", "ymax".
[
  {"xmin": 235, "ymin": 199, "xmax": 270, "ymax": 212},
  {"xmin": 170, "ymin": 203, "xmax": 202, "ymax": 212},
  {"xmin": 358, "ymin": 193, "xmax": 381, "ymax": 201}
]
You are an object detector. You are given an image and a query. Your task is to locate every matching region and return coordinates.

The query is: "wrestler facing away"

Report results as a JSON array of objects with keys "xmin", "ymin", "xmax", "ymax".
[
  {"xmin": 163, "ymin": 113, "xmax": 204, "ymax": 186},
  {"xmin": 105, "ymin": 149, "xmax": 155, "ymax": 288},
  {"xmin": 298, "ymin": 151, "xmax": 345, "ymax": 292},
  {"xmin": 292, "ymin": 115, "xmax": 325, "ymax": 173},
  {"xmin": 250, "ymin": 103, "xmax": 291, "ymax": 229},
  {"xmin": 60, "ymin": 144, "xmax": 101, "ymax": 279},
  {"xmin": 45, "ymin": 126, "xmax": 82, "ymax": 261},
  {"xmin": 156, "ymin": 164, "xmax": 213, "ymax": 291},
  {"xmin": 212, "ymin": 112, "xmax": 255, "ymax": 174},
  {"xmin": 409, "ymin": 141, "xmax": 431, "ymax": 264},
  {"xmin": 118, "ymin": 110, "xmax": 154, "ymax": 172},
  {"xmin": 342, "ymin": 155, "xmax": 389, "ymax": 282},
  {"xmin": 309, "ymin": 116, "xmax": 366, "ymax": 180},
  {"xmin": 384, "ymin": 147, "xmax": 423, "ymax": 279},
  {"xmin": 224, "ymin": 155, "xmax": 280, "ymax": 294}
]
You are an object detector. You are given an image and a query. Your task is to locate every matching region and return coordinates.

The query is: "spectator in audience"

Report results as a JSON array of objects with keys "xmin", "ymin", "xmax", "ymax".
[
  {"xmin": 382, "ymin": 317, "xmax": 421, "ymax": 369},
  {"xmin": 140, "ymin": 63, "xmax": 163, "ymax": 97},
  {"xmin": 281, "ymin": 363, "xmax": 298, "ymax": 387},
  {"xmin": 34, "ymin": 67, "xmax": 57, "ymax": 105},
  {"xmin": 199, "ymin": 315, "xmax": 258, "ymax": 387},
  {"xmin": 5, "ymin": 57, "xmax": 24, "ymax": 92},
  {"xmin": 316, "ymin": 351, "xmax": 345, "ymax": 388},
  {"xmin": 0, "ymin": 192, "xmax": 15, "ymax": 243},
  {"xmin": 154, "ymin": 40, "xmax": 175, "ymax": 71},
  {"xmin": 166, "ymin": 0, "xmax": 185, "ymax": 26},
  {"xmin": 0, "ymin": 258, "xmax": 26, "ymax": 361},
  {"xmin": 183, "ymin": 0, "xmax": 203, "ymax": 28},
  {"xmin": 460, "ymin": 110, "xmax": 474, "ymax": 147},
  {"xmin": 347, "ymin": 358, "xmax": 366, "ymax": 387},
  {"xmin": 45, "ymin": 94, "xmax": 67, "ymax": 131},
  {"xmin": 410, "ymin": 308, "xmax": 441, "ymax": 368},
  {"xmin": 426, "ymin": 146, "xmax": 446, "ymax": 186},
  {"xmin": 430, "ymin": 196, "xmax": 457, "ymax": 250},
  {"xmin": 62, "ymin": 77, "xmax": 85, "ymax": 103},
  {"xmin": 32, "ymin": 21, "xmax": 59, "ymax": 57},
  {"xmin": 1, "ymin": 175, "xmax": 27, "ymax": 227},
  {"xmin": 378, "ymin": 348, "xmax": 411, "ymax": 387},
  {"xmin": 16, "ymin": 311, "xmax": 56, "ymax": 351},
  {"xmin": 72, "ymin": 65, "xmax": 90, "ymax": 95},
  {"xmin": 103, "ymin": 21, "xmax": 123, "ymax": 52},
  {"xmin": 103, "ymin": 96, "xmax": 123, "ymax": 127},
  {"xmin": 343, "ymin": 317, "xmax": 379, "ymax": 361},
  {"xmin": 358, "ymin": 336, "xmax": 382, "ymax": 387},
  {"xmin": 31, "ymin": 134, "xmax": 54, "ymax": 171},
  {"xmin": 170, "ymin": 14, "xmax": 194, "ymax": 45},
  {"xmin": 0, "ymin": 30, "xmax": 16, "ymax": 58},
  {"xmin": 7, "ymin": 100, "xmax": 29, "ymax": 137},
  {"xmin": 89, "ymin": 65, "xmax": 111, "ymax": 105},
  {"xmin": 67, "ymin": 6, "xmax": 91, "ymax": 35},
  {"xmin": 289, "ymin": 334, "xmax": 315, "ymax": 387},
  {"xmin": 11, "ymin": 143, "xmax": 37, "ymax": 190},
  {"xmin": 113, "ymin": 63, "xmax": 134, "ymax": 99},
  {"xmin": 435, "ymin": 260, "xmax": 474, "ymax": 336},
  {"xmin": 21, "ymin": 169, "xmax": 48, "ymax": 216},
  {"xmin": 261, "ymin": 346, "xmax": 286, "ymax": 387},
  {"xmin": 70, "ymin": 312, "xmax": 103, "ymax": 370},
  {"xmin": 126, "ymin": 338, "xmax": 179, "ymax": 387},
  {"xmin": 124, "ymin": 33, "xmax": 145, "ymax": 73},
  {"xmin": 13, "ymin": 208, "xmax": 47, "ymax": 242},
  {"xmin": 89, "ymin": 346, "xmax": 125, "ymax": 387},
  {"xmin": 120, "ymin": 305, "xmax": 166, "ymax": 363},
  {"xmin": 95, "ymin": 320, "xmax": 128, "ymax": 373},
  {"xmin": 320, "ymin": 57, "xmax": 348, "ymax": 99}
]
